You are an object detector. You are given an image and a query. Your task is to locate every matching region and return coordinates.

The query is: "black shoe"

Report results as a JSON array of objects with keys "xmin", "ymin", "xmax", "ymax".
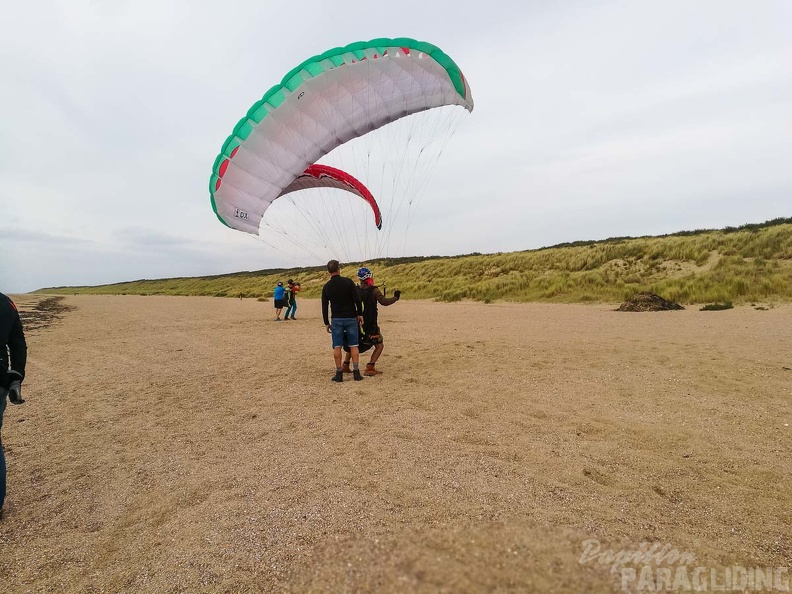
[
  {"xmin": 352, "ymin": 369, "xmax": 364, "ymax": 381},
  {"xmin": 332, "ymin": 371, "xmax": 343, "ymax": 382}
]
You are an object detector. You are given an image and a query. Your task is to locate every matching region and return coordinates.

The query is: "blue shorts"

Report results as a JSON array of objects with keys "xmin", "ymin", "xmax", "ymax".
[{"xmin": 331, "ymin": 318, "xmax": 358, "ymax": 349}]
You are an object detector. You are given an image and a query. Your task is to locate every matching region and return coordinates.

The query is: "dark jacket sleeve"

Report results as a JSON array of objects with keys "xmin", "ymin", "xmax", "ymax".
[
  {"xmin": 8, "ymin": 315, "xmax": 27, "ymax": 380},
  {"xmin": 1, "ymin": 294, "xmax": 27, "ymax": 384},
  {"xmin": 373, "ymin": 287, "xmax": 398, "ymax": 306},
  {"xmin": 321, "ymin": 285, "xmax": 330, "ymax": 326}
]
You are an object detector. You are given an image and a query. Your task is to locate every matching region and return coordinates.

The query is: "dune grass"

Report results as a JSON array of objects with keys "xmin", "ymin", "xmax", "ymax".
[{"xmin": 38, "ymin": 218, "xmax": 792, "ymax": 304}]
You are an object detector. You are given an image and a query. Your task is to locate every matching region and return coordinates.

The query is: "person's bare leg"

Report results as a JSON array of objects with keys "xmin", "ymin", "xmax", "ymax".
[
  {"xmin": 333, "ymin": 347, "xmax": 343, "ymax": 369},
  {"xmin": 365, "ymin": 343, "xmax": 385, "ymax": 375},
  {"xmin": 332, "ymin": 347, "xmax": 344, "ymax": 382},
  {"xmin": 369, "ymin": 343, "xmax": 384, "ymax": 364},
  {"xmin": 350, "ymin": 346, "xmax": 363, "ymax": 380}
]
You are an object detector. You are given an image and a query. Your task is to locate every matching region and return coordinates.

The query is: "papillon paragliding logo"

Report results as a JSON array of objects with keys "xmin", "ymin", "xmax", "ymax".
[{"xmin": 209, "ymin": 37, "xmax": 473, "ymax": 261}]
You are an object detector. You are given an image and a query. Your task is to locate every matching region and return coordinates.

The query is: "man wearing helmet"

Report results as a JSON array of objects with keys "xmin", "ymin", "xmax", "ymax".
[
  {"xmin": 342, "ymin": 267, "xmax": 401, "ymax": 377},
  {"xmin": 273, "ymin": 281, "xmax": 286, "ymax": 321}
]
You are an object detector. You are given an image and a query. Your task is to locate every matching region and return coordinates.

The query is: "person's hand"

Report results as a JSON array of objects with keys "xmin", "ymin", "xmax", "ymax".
[
  {"xmin": 326, "ymin": 324, "xmax": 332, "ymax": 333},
  {"xmin": 6, "ymin": 370, "xmax": 24, "ymax": 404},
  {"xmin": 394, "ymin": 290, "xmax": 401, "ymax": 300},
  {"xmin": 358, "ymin": 316, "xmax": 364, "ymax": 326}
]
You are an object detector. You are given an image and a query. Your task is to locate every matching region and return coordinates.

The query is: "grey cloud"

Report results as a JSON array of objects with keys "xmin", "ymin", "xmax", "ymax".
[
  {"xmin": 3, "ymin": 228, "xmax": 94, "ymax": 245},
  {"xmin": 114, "ymin": 227, "xmax": 196, "ymax": 248}
]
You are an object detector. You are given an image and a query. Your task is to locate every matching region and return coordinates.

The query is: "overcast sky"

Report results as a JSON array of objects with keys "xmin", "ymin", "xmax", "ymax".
[{"xmin": 1, "ymin": 0, "xmax": 790, "ymax": 292}]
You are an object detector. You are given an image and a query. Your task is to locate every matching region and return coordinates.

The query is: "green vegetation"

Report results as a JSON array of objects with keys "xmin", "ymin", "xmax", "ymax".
[
  {"xmin": 700, "ymin": 302, "xmax": 734, "ymax": 311},
  {"xmin": 38, "ymin": 218, "xmax": 792, "ymax": 304}
]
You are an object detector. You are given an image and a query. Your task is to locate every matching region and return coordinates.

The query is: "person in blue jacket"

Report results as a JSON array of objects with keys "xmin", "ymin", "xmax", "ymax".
[
  {"xmin": 273, "ymin": 281, "xmax": 286, "ymax": 321},
  {"xmin": 1, "ymin": 292, "xmax": 27, "ymax": 520}
]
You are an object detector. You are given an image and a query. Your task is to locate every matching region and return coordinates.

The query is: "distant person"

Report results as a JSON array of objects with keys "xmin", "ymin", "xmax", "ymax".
[
  {"xmin": 321, "ymin": 260, "xmax": 364, "ymax": 382},
  {"xmin": 284, "ymin": 279, "xmax": 301, "ymax": 320},
  {"xmin": 273, "ymin": 281, "xmax": 286, "ymax": 321},
  {"xmin": 342, "ymin": 267, "xmax": 400, "ymax": 376},
  {"xmin": 1, "ymin": 293, "xmax": 27, "ymax": 520}
]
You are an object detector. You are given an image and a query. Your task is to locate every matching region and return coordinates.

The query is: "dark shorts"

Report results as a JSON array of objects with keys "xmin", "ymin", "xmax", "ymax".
[
  {"xmin": 365, "ymin": 326, "xmax": 384, "ymax": 345},
  {"xmin": 274, "ymin": 298, "xmax": 287, "ymax": 308},
  {"xmin": 367, "ymin": 330, "xmax": 383, "ymax": 345}
]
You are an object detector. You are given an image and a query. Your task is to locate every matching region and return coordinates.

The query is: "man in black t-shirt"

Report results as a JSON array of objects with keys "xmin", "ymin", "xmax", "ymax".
[{"xmin": 321, "ymin": 260, "xmax": 364, "ymax": 382}]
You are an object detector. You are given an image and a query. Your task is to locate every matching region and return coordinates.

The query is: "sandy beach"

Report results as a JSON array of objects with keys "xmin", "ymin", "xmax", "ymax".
[{"xmin": 0, "ymin": 294, "xmax": 790, "ymax": 593}]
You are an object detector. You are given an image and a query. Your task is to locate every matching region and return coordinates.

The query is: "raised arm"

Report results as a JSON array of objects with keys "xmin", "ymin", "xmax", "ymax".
[{"xmin": 373, "ymin": 287, "xmax": 398, "ymax": 306}]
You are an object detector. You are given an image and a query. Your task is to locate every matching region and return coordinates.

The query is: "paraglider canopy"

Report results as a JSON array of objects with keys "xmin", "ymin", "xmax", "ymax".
[
  {"xmin": 209, "ymin": 37, "xmax": 474, "ymax": 238},
  {"xmin": 279, "ymin": 165, "xmax": 382, "ymax": 230}
]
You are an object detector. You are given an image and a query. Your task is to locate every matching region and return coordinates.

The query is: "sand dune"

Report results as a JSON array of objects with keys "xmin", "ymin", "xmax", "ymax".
[{"xmin": 1, "ymin": 295, "xmax": 790, "ymax": 592}]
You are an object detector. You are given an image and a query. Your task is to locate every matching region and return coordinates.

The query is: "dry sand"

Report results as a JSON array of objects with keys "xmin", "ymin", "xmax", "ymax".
[{"xmin": 0, "ymin": 295, "xmax": 790, "ymax": 593}]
